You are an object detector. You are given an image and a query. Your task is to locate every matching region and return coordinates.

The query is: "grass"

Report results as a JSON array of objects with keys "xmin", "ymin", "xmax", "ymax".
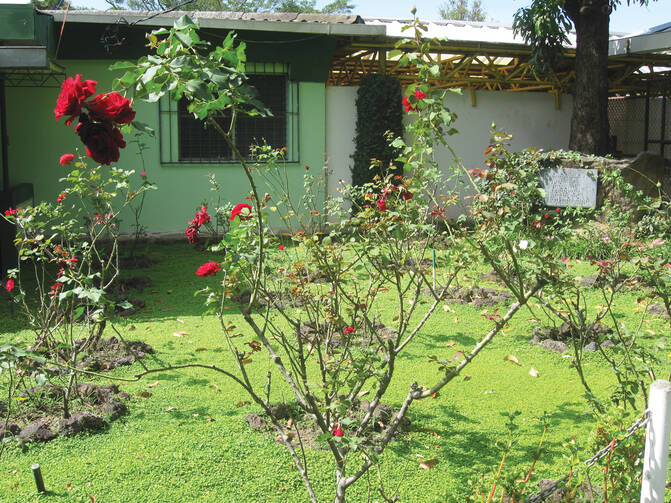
[{"xmin": 0, "ymin": 242, "xmax": 668, "ymax": 502}]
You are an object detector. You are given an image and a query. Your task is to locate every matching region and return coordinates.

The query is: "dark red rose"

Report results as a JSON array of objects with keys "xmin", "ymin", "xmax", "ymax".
[
  {"xmin": 4, "ymin": 207, "xmax": 18, "ymax": 217},
  {"xmin": 196, "ymin": 261, "xmax": 222, "ymax": 277},
  {"xmin": 85, "ymin": 92, "xmax": 136, "ymax": 124},
  {"xmin": 5, "ymin": 279, "xmax": 15, "ymax": 292},
  {"xmin": 401, "ymin": 190, "xmax": 413, "ymax": 201},
  {"xmin": 76, "ymin": 118, "xmax": 126, "ymax": 165},
  {"xmin": 376, "ymin": 198, "xmax": 387, "ymax": 212},
  {"xmin": 54, "ymin": 74, "xmax": 97, "ymax": 126},
  {"xmin": 414, "ymin": 90, "xmax": 426, "ymax": 100}
]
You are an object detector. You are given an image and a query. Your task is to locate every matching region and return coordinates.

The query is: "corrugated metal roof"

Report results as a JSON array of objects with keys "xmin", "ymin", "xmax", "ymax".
[
  {"xmin": 362, "ymin": 17, "xmax": 579, "ymax": 48},
  {"xmin": 44, "ymin": 9, "xmax": 383, "ymax": 36}
]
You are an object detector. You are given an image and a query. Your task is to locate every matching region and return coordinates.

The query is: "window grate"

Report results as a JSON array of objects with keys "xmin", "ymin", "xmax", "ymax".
[{"xmin": 159, "ymin": 71, "xmax": 299, "ymax": 164}]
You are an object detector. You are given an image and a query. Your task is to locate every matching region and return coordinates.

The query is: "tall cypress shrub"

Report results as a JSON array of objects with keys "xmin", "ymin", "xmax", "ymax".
[{"xmin": 351, "ymin": 74, "xmax": 403, "ymax": 186}]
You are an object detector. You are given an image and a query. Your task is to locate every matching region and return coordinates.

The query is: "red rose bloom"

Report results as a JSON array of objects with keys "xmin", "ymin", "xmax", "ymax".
[
  {"xmin": 544, "ymin": 213, "xmax": 549, "ymax": 219},
  {"xmin": 54, "ymin": 74, "xmax": 97, "ymax": 126},
  {"xmin": 376, "ymin": 198, "xmax": 387, "ymax": 212},
  {"xmin": 59, "ymin": 153, "xmax": 75, "ymax": 166},
  {"xmin": 556, "ymin": 208, "xmax": 561, "ymax": 213},
  {"xmin": 401, "ymin": 190, "xmax": 413, "ymax": 201},
  {"xmin": 195, "ymin": 206, "xmax": 211, "ymax": 227},
  {"xmin": 533, "ymin": 220, "xmax": 542, "ymax": 228},
  {"xmin": 402, "ymin": 96, "xmax": 414, "ymax": 113},
  {"xmin": 304, "ymin": 165, "xmax": 310, "ymax": 170},
  {"xmin": 57, "ymin": 193, "xmax": 67, "ymax": 204},
  {"xmin": 196, "ymin": 261, "xmax": 222, "ymax": 277},
  {"xmin": 414, "ymin": 90, "xmax": 427, "ymax": 100},
  {"xmin": 278, "ymin": 245, "xmax": 285, "ymax": 250},
  {"xmin": 85, "ymin": 92, "xmax": 136, "ymax": 125},
  {"xmin": 331, "ymin": 423, "xmax": 343, "ymax": 437},
  {"xmin": 344, "ymin": 326, "xmax": 354, "ymax": 335},
  {"xmin": 4, "ymin": 279, "xmax": 14, "ymax": 292},
  {"xmin": 185, "ymin": 225, "xmax": 199, "ymax": 243},
  {"xmin": 4, "ymin": 207, "xmax": 18, "ymax": 217},
  {"xmin": 230, "ymin": 203, "xmax": 252, "ymax": 221},
  {"xmin": 76, "ymin": 118, "xmax": 126, "ymax": 165}
]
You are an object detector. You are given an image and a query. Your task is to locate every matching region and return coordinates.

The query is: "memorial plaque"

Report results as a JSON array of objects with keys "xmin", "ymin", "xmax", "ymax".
[{"xmin": 539, "ymin": 168, "xmax": 598, "ymax": 208}]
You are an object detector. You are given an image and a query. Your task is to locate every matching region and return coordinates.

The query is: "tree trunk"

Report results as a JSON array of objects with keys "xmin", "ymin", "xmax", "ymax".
[{"xmin": 565, "ymin": 0, "xmax": 611, "ymax": 155}]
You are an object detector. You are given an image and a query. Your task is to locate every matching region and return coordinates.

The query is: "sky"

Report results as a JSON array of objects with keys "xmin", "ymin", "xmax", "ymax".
[{"xmin": 71, "ymin": 0, "xmax": 671, "ymax": 35}]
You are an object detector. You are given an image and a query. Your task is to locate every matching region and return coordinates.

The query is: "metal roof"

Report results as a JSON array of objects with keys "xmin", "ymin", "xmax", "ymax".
[
  {"xmin": 363, "ymin": 17, "xmax": 578, "ymax": 48},
  {"xmin": 44, "ymin": 9, "xmax": 384, "ymax": 37}
]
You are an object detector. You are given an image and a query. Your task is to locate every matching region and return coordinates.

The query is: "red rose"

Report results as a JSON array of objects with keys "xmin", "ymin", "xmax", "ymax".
[
  {"xmin": 196, "ymin": 261, "xmax": 222, "ymax": 277},
  {"xmin": 4, "ymin": 279, "xmax": 14, "ymax": 292},
  {"xmin": 556, "ymin": 208, "xmax": 561, "ymax": 213},
  {"xmin": 533, "ymin": 220, "xmax": 542, "ymax": 228},
  {"xmin": 344, "ymin": 326, "xmax": 354, "ymax": 335},
  {"xmin": 544, "ymin": 213, "xmax": 549, "ymax": 219},
  {"xmin": 401, "ymin": 190, "xmax": 413, "ymax": 201},
  {"xmin": 185, "ymin": 225, "xmax": 199, "ymax": 243},
  {"xmin": 402, "ymin": 96, "xmax": 414, "ymax": 113},
  {"xmin": 304, "ymin": 165, "xmax": 310, "ymax": 170},
  {"xmin": 195, "ymin": 206, "xmax": 211, "ymax": 227},
  {"xmin": 76, "ymin": 118, "xmax": 126, "ymax": 165},
  {"xmin": 278, "ymin": 245, "xmax": 285, "ymax": 250},
  {"xmin": 331, "ymin": 423, "xmax": 343, "ymax": 437},
  {"xmin": 4, "ymin": 207, "xmax": 18, "ymax": 217},
  {"xmin": 57, "ymin": 193, "xmax": 67, "ymax": 204},
  {"xmin": 59, "ymin": 153, "xmax": 75, "ymax": 166},
  {"xmin": 376, "ymin": 198, "xmax": 387, "ymax": 212},
  {"xmin": 230, "ymin": 203, "xmax": 252, "ymax": 221},
  {"xmin": 85, "ymin": 92, "xmax": 136, "ymax": 125},
  {"xmin": 414, "ymin": 90, "xmax": 426, "ymax": 100},
  {"xmin": 54, "ymin": 74, "xmax": 97, "ymax": 126}
]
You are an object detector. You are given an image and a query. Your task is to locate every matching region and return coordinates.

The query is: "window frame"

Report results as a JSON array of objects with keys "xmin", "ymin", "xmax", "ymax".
[{"xmin": 158, "ymin": 63, "xmax": 300, "ymax": 165}]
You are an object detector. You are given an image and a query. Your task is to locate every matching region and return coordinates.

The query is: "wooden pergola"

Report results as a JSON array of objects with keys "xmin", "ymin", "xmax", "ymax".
[{"xmin": 327, "ymin": 29, "xmax": 671, "ymax": 98}]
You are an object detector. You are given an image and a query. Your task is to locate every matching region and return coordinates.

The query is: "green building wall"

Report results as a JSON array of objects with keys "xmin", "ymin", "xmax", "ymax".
[{"xmin": 6, "ymin": 60, "xmax": 327, "ymax": 234}]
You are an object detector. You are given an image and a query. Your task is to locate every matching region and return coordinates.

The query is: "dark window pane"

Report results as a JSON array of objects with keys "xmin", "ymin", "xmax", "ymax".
[{"xmin": 178, "ymin": 74, "xmax": 288, "ymax": 162}]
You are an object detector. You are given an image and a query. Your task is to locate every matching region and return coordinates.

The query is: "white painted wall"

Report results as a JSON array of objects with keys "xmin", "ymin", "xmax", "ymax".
[{"xmin": 326, "ymin": 86, "xmax": 573, "ymax": 217}]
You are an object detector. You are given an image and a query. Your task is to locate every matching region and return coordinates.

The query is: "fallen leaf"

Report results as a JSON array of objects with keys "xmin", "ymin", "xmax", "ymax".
[
  {"xmin": 419, "ymin": 459, "xmax": 439, "ymax": 470},
  {"xmin": 235, "ymin": 401, "xmax": 250, "ymax": 407},
  {"xmin": 210, "ymin": 384, "xmax": 220, "ymax": 391},
  {"xmin": 241, "ymin": 359, "xmax": 253, "ymax": 364},
  {"xmin": 135, "ymin": 391, "xmax": 152, "ymax": 398},
  {"xmin": 66, "ymin": 482, "xmax": 72, "ymax": 490},
  {"xmin": 173, "ymin": 332, "xmax": 188, "ymax": 337},
  {"xmin": 463, "ymin": 375, "xmax": 471, "ymax": 381},
  {"xmin": 192, "ymin": 413, "xmax": 200, "ymax": 418},
  {"xmin": 287, "ymin": 418, "xmax": 294, "ymax": 429},
  {"xmin": 452, "ymin": 350, "xmax": 465, "ymax": 361},
  {"xmin": 88, "ymin": 494, "xmax": 96, "ymax": 503},
  {"xmin": 646, "ymin": 329, "xmax": 656, "ymax": 335},
  {"xmin": 417, "ymin": 427, "xmax": 440, "ymax": 438},
  {"xmin": 128, "ymin": 325, "xmax": 136, "ymax": 331},
  {"xmin": 356, "ymin": 390, "xmax": 369, "ymax": 398},
  {"xmin": 443, "ymin": 305, "xmax": 455, "ymax": 313},
  {"xmin": 11, "ymin": 469, "xmax": 17, "ymax": 475},
  {"xmin": 195, "ymin": 347, "xmax": 208, "ymax": 352},
  {"xmin": 504, "ymin": 355, "xmax": 521, "ymax": 366},
  {"xmin": 176, "ymin": 318, "xmax": 185, "ymax": 324},
  {"xmin": 166, "ymin": 407, "xmax": 177, "ymax": 412},
  {"xmin": 529, "ymin": 367, "xmax": 539, "ymax": 377},
  {"xmin": 147, "ymin": 381, "xmax": 159, "ymax": 388}
]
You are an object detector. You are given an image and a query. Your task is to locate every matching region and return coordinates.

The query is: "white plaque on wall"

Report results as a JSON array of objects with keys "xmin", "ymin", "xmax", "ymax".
[{"xmin": 539, "ymin": 168, "xmax": 598, "ymax": 208}]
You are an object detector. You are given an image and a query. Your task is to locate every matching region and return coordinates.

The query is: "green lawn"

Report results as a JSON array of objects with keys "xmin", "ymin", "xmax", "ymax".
[{"xmin": 0, "ymin": 243, "xmax": 667, "ymax": 502}]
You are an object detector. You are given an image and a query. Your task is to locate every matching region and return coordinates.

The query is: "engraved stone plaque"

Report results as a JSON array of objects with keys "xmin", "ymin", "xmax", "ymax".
[{"xmin": 539, "ymin": 168, "xmax": 598, "ymax": 208}]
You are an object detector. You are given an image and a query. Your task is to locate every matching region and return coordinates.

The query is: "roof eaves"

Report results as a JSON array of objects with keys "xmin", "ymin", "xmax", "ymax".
[{"xmin": 43, "ymin": 9, "xmax": 385, "ymax": 37}]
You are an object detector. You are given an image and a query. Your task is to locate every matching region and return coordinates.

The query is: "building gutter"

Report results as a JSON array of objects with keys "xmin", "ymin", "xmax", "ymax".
[{"xmin": 610, "ymin": 31, "xmax": 671, "ymax": 57}]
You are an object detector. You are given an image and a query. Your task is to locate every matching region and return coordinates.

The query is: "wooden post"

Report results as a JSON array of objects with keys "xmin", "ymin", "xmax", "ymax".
[{"xmin": 640, "ymin": 380, "xmax": 671, "ymax": 503}]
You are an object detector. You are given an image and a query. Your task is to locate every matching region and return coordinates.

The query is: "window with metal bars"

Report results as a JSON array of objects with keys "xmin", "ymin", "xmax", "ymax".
[{"xmin": 159, "ymin": 66, "xmax": 299, "ymax": 164}]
